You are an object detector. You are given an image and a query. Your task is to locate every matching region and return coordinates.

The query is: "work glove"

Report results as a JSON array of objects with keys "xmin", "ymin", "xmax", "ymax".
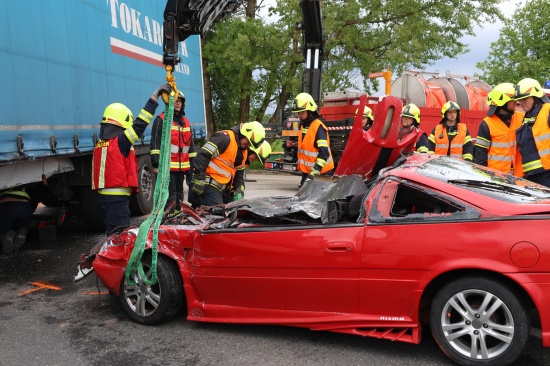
[
  {"xmin": 304, "ymin": 169, "xmax": 319, "ymax": 184},
  {"xmin": 191, "ymin": 178, "xmax": 206, "ymax": 196},
  {"xmin": 233, "ymin": 185, "xmax": 245, "ymax": 201},
  {"xmin": 152, "ymin": 84, "xmax": 172, "ymax": 102}
]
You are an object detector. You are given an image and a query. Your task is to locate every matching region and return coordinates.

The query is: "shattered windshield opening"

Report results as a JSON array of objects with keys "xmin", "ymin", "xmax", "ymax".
[{"xmin": 416, "ymin": 158, "xmax": 550, "ymax": 203}]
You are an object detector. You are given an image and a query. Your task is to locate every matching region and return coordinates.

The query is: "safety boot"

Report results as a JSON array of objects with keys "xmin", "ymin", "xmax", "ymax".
[
  {"xmin": 2, "ymin": 230, "xmax": 16, "ymax": 255},
  {"xmin": 13, "ymin": 227, "xmax": 28, "ymax": 250}
]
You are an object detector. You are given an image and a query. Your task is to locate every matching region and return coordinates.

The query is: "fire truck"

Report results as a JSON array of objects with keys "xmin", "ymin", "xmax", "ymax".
[{"xmin": 263, "ymin": 0, "xmax": 493, "ymax": 173}]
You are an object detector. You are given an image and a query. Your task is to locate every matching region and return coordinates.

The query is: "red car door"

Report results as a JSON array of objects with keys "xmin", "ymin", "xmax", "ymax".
[
  {"xmin": 359, "ymin": 178, "xmax": 482, "ymax": 318},
  {"xmin": 190, "ymin": 225, "xmax": 363, "ymax": 313}
]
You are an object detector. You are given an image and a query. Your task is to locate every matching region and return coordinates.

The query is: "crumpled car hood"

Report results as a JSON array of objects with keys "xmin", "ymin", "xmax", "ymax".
[{"xmin": 224, "ymin": 174, "xmax": 369, "ymax": 220}]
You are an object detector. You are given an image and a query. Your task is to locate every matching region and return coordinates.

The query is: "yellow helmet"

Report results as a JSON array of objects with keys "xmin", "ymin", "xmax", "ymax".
[
  {"xmin": 486, "ymin": 83, "xmax": 517, "ymax": 116},
  {"xmin": 486, "ymin": 83, "xmax": 516, "ymax": 107},
  {"xmin": 441, "ymin": 101, "xmax": 460, "ymax": 118},
  {"xmin": 515, "ymin": 78, "xmax": 547, "ymax": 100},
  {"xmin": 401, "ymin": 103, "xmax": 420, "ymax": 125},
  {"xmin": 355, "ymin": 106, "xmax": 374, "ymax": 120},
  {"xmin": 176, "ymin": 90, "xmax": 186, "ymax": 106},
  {"xmin": 250, "ymin": 140, "xmax": 272, "ymax": 165},
  {"xmin": 291, "ymin": 92, "xmax": 317, "ymax": 113},
  {"xmin": 240, "ymin": 121, "xmax": 266, "ymax": 149},
  {"xmin": 101, "ymin": 103, "xmax": 134, "ymax": 130}
]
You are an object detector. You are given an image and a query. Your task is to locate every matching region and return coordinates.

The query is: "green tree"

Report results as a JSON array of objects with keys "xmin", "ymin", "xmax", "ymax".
[
  {"xmin": 477, "ymin": 0, "xmax": 550, "ymax": 86},
  {"xmin": 203, "ymin": 0, "xmax": 503, "ymax": 130}
]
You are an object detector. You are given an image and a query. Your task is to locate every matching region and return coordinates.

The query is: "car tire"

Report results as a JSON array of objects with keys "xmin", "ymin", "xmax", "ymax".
[
  {"xmin": 430, "ymin": 277, "xmax": 530, "ymax": 366},
  {"xmin": 120, "ymin": 254, "xmax": 184, "ymax": 325},
  {"xmin": 129, "ymin": 154, "xmax": 155, "ymax": 216}
]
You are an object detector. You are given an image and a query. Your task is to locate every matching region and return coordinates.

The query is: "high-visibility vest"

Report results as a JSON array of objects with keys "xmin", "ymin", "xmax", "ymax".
[
  {"xmin": 483, "ymin": 113, "xmax": 523, "ymax": 175},
  {"xmin": 158, "ymin": 113, "xmax": 193, "ymax": 172},
  {"xmin": 297, "ymin": 119, "xmax": 334, "ymax": 174},
  {"xmin": 0, "ymin": 189, "xmax": 30, "ymax": 201},
  {"xmin": 92, "ymin": 137, "xmax": 138, "ymax": 196},
  {"xmin": 433, "ymin": 124, "xmax": 467, "ymax": 159},
  {"xmin": 522, "ymin": 103, "xmax": 550, "ymax": 172},
  {"xmin": 205, "ymin": 130, "xmax": 239, "ymax": 185}
]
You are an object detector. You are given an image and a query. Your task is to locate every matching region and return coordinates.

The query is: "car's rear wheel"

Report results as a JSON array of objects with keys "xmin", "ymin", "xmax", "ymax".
[
  {"xmin": 430, "ymin": 277, "xmax": 530, "ymax": 366},
  {"xmin": 120, "ymin": 254, "xmax": 184, "ymax": 325}
]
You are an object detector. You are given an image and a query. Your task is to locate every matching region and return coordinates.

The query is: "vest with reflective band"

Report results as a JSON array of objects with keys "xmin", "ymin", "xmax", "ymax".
[
  {"xmin": 0, "ymin": 189, "xmax": 30, "ymax": 201},
  {"xmin": 206, "ymin": 130, "xmax": 239, "ymax": 185},
  {"xmin": 483, "ymin": 113, "xmax": 523, "ymax": 175},
  {"xmin": 91, "ymin": 137, "xmax": 138, "ymax": 196},
  {"xmin": 297, "ymin": 119, "xmax": 334, "ymax": 174},
  {"xmin": 159, "ymin": 112, "xmax": 192, "ymax": 172},
  {"xmin": 524, "ymin": 103, "xmax": 550, "ymax": 172},
  {"xmin": 434, "ymin": 124, "xmax": 467, "ymax": 158}
]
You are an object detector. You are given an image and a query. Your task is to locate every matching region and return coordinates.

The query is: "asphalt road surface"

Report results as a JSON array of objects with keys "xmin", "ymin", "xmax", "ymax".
[{"xmin": 1, "ymin": 172, "xmax": 549, "ymax": 366}]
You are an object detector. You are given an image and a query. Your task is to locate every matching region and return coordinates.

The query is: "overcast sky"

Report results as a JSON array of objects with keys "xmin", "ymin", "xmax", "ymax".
[{"xmin": 425, "ymin": 0, "xmax": 522, "ymax": 79}]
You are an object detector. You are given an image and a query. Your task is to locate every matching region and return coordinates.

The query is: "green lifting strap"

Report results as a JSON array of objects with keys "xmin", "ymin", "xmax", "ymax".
[{"xmin": 125, "ymin": 93, "xmax": 175, "ymax": 286}]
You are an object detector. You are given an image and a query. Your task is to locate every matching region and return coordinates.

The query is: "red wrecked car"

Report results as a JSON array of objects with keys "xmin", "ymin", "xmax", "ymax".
[{"xmin": 80, "ymin": 152, "xmax": 550, "ymax": 366}]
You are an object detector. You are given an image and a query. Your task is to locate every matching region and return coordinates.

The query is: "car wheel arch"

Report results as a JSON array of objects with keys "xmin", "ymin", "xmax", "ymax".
[
  {"xmin": 418, "ymin": 269, "xmax": 538, "ymax": 326},
  {"xmin": 119, "ymin": 251, "xmax": 186, "ymax": 325}
]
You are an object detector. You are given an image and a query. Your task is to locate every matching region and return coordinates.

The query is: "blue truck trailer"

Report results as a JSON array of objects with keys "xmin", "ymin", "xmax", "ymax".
[{"xmin": 0, "ymin": 0, "xmax": 207, "ymax": 230}]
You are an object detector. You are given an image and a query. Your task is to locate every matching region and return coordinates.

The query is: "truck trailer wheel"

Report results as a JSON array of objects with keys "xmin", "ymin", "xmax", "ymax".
[
  {"xmin": 130, "ymin": 154, "xmax": 155, "ymax": 216},
  {"xmin": 79, "ymin": 189, "xmax": 105, "ymax": 232}
]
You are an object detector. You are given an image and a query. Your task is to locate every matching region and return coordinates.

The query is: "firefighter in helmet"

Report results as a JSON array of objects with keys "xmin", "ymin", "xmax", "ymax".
[
  {"xmin": 150, "ymin": 90, "xmax": 196, "ymax": 214},
  {"xmin": 291, "ymin": 92, "xmax": 334, "ymax": 187},
  {"xmin": 398, "ymin": 103, "xmax": 429, "ymax": 153},
  {"xmin": 355, "ymin": 105, "xmax": 374, "ymax": 131},
  {"xmin": 514, "ymin": 78, "xmax": 550, "ymax": 186},
  {"xmin": 474, "ymin": 82, "xmax": 524, "ymax": 176},
  {"xmin": 427, "ymin": 101, "xmax": 473, "ymax": 160},
  {"xmin": 91, "ymin": 84, "xmax": 171, "ymax": 235},
  {"xmin": 188, "ymin": 121, "xmax": 266, "ymax": 208}
]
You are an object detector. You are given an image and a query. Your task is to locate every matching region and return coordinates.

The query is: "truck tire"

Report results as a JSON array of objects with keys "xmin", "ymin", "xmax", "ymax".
[
  {"xmin": 130, "ymin": 154, "xmax": 155, "ymax": 216},
  {"xmin": 79, "ymin": 189, "xmax": 105, "ymax": 232}
]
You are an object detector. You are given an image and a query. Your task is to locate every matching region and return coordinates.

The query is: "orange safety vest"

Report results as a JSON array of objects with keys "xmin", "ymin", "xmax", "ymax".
[
  {"xmin": 92, "ymin": 137, "xmax": 138, "ymax": 196},
  {"xmin": 433, "ymin": 124, "xmax": 467, "ymax": 159},
  {"xmin": 483, "ymin": 113, "xmax": 523, "ymax": 176},
  {"xmin": 528, "ymin": 103, "xmax": 550, "ymax": 171},
  {"xmin": 297, "ymin": 119, "xmax": 334, "ymax": 174},
  {"xmin": 206, "ymin": 130, "xmax": 239, "ymax": 185},
  {"xmin": 159, "ymin": 112, "xmax": 193, "ymax": 172}
]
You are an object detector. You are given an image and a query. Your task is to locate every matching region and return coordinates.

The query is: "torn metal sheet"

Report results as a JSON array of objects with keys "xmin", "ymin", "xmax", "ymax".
[{"xmin": 224, "ymin": 174, "xmax": 369, "ymax": 220}]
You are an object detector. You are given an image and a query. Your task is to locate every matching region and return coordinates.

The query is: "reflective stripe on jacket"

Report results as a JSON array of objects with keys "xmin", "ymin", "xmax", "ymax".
[
  {"xmin": 92, "ymin": 137, "xmax": 138, "ymax": 196},
  {"xmin": 521, "ymin": 103, "xmax": 550, "ymax": 173},
  {"xmin": 297, "ymin": 119, "xmax": 334, "ymax": 174},
  {"xmin": 205, "ymin": 130, "xmax": 239, "ymax": 185},
  {"xmin": 433, "ymin": 124, "xmax": 468, "ymax": 159},
  {"xmin": 482, "ymin": 113, "xmax": 523, "ymax": 175}
]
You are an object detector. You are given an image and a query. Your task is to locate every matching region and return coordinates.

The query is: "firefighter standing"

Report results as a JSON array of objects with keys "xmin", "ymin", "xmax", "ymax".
[
  {"xmin": 514, "ymin": 78, "xmax": 550, "ymax": 186},
  {"xmin": 427, "ymin": 101, "xmax": 474, "ymax": 160},
  {"xmin": 355, "ymin": 106, "xmax": 374, "ymax": 131},
  {"xmin": 92, "ymin": 84, "xmax": 171, "ymax": 235},
  {"xmin": 474, "ymin": 83, "xmax": 524, "ymax": 175},
  {"xmin": 0, "ymin": 189, "xmax": 32, "ymax": 255},
  {"xmin": 150, "ymin": 90, "xmax": 196, "ymax": 214},
  {"xmin": 188, "ymin": 121, "xmax": 266, "ymax": 208},
  {"xmin": 291, "ymin": 92, "xmax": 334, "ymax": 187},
  {"xmin": 398, "ymin": 103, "xmax": 429, "ymax": 152}
]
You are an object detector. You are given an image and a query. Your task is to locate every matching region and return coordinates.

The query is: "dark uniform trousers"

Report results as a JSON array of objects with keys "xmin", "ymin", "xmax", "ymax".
[
  {"xmin": 97, "ymin": 194, "xmax": 131, "ymax": 236},
  {"xmin": 188, "ymin": 184, "xmax": 223, "ymax": 208},
  {"xmin": 0, "ymin": 201, "xmax": 33, "ymax": 237}
]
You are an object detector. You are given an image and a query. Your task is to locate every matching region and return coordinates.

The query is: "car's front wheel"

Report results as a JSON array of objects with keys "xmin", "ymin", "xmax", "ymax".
[
  {"xmin": 120, "ymin": 254, "xmax": 184, "ymax": 325},
  {"xmin": 430, "ymin": 277, "xmax": 530, "ymax": 366}
]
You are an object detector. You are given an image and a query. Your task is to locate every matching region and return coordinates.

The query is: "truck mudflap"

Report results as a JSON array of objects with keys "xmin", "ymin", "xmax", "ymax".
[{"xmin": 334, "ymin": 95, "xmax": 420, "ymax": 179}]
